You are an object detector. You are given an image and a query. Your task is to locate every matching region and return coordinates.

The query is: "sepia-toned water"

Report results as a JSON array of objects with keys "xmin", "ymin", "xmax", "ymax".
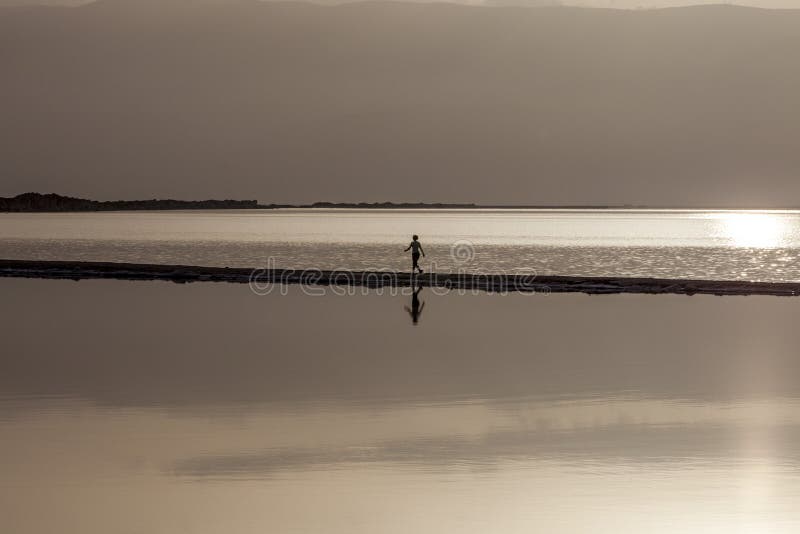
[
  {"xmin": 3, "ymin": 209, "xmax": 800, "ymax": 281},
  {"xmin": 2, "ymin": 278, "xmax": 800, "ymax": 533}
]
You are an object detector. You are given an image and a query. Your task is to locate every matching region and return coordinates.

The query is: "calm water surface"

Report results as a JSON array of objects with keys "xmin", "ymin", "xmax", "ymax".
[
  {"xmin": 2, "ymin": 278, "xmax": 800, "ymax": 533},
  {"xmin": 2, "ymin": 209, "xmax": 800, "ymax": 281}
]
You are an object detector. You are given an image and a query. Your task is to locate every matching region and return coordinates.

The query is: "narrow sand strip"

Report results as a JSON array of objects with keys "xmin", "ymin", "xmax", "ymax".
[{"xmin": 1, "ymin": 259, "xmax": 798, "ymax": 296}]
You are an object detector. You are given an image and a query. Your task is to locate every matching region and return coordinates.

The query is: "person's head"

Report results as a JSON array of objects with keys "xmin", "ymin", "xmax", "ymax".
[{"xmin": 412, "ymin": 234, "xmax": 419, "ymax": 241}]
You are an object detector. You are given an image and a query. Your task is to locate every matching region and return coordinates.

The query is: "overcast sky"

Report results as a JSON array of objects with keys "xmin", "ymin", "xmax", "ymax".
[
  {"xmin": 2, "ymin": 1, "xmax": 800, "ymax": 206},
  {"xmin": 1, "ymin": 0, "xmax": 799, "ymax": 9}
]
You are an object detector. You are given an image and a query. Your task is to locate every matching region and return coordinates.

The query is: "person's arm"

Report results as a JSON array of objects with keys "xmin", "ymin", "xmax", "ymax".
[
  {"xmin": 404, "ymin": 243, "xmax": 411, "ymax": 252},
  {"xmin": 420, "ymin": 245, "xmax": 426, "ymax": 257}
]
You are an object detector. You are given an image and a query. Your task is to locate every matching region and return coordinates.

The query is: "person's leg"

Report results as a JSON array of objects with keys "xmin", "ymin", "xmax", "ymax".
[{"xmin": 412, "ymin": 253, "xmax": 420, "ymax": 272}]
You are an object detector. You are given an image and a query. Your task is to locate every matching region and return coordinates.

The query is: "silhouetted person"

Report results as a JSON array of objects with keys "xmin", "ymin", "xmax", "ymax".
[
  {"xmin": 404, "ymin": 234, "xmax": 425, "ymax": 274},
  {"xmin": 405, "ymin": 286, "xmax": 425, "ymax": 325}
]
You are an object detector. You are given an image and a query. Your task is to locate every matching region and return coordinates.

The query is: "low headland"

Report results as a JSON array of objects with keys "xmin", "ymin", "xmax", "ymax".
[
  {"xmin": 0, "ymin": 193, "xmax": 262, "ymax": 212},
  {"xmin": 0, "ymin": 193, "xmax": 640, "ymax": 212},
  {"xmin": 1, "ymin": 259, "xmax": 798, "ymax": 297}
]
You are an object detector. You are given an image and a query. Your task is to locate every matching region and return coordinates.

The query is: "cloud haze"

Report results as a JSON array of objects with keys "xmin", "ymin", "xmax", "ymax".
[
  {"xmin": 1, "ymin": 1, "xmax": 799, "ymax": 206},
  {"xmin": 2, "ymin": 1, "xmax": 799, "ymax": 7}
]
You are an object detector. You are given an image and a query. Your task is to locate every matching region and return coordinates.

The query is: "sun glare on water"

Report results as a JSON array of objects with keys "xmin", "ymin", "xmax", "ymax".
[{"xmin": 720, "ymin": 212, "xmax": 789, "ymax": 248}]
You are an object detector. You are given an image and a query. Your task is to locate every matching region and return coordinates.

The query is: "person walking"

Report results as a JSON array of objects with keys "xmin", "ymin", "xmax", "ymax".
[{"xmin": 404, "ymin": 234, "xmax": 425, "ymax": 274}]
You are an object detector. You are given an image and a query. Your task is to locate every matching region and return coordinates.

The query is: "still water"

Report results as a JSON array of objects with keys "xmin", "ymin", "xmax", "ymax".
[
  {"xmin": 2, "ymin": 278, "xmax": 800, "ymax": 533},
  {"xmin": 2, "ymin": 209, "xmax": 800, "ymax": 281}
]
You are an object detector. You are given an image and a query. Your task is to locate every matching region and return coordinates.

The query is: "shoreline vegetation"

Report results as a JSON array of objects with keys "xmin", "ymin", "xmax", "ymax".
[
  {"xmin": 0, "ymin": 192, "xmax": 682, "ymax": 212},
  {"xmin": 1, "ymin": 259, "xmax": 798, "ymax": 297}
]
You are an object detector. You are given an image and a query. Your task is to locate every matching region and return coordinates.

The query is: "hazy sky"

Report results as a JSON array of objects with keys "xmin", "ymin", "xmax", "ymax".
[
  {"xmin": 2, "ymin": 1, "xmax": 800, "ymax": 206},
  {"xmin": 1, "ymin": 0, "xmax": 799, "ymax": 9}
]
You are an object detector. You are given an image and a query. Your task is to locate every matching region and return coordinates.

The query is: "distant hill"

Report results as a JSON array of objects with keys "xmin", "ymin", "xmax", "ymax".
[
  {"xmin": 1, "ymin": 2, "xmax": 800, "ymax": 207},
  {"xmin": 0, "ymin": 193, "xmax": 260, "ymax": 211}
]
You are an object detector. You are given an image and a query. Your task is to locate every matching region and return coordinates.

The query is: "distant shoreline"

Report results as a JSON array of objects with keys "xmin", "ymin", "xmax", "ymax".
[
  {"xmin": 0, "ymin": 192, "xmax": 650, "ymax": 212},
  {"xmin": 2, "ymin": 193, "xmax": 798, "ymax": 212},
  {"xmin": 2, "ymin": 259, "xmax": 798, "ymax": 297}
]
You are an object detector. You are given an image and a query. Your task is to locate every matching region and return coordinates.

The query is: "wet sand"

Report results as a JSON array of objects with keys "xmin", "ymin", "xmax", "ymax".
[{"xmin": 1, "ymin": 258, "xmax": 799, "ymax": 296}]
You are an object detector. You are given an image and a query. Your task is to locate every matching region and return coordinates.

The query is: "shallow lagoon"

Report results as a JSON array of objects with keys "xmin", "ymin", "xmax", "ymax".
[
  {"xmin": 3, "ymin": 209, "xmax": 800, "ymax": 281},
  {"xmin": 2, "ymin": 278, "xmax": 800, "ymax": 533}
]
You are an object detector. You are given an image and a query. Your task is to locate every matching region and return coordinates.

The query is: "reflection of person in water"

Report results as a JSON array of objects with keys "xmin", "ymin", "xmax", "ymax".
[{"xmin": 405, "ymin": 286, "xmax": 425, "ymax": 325}]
